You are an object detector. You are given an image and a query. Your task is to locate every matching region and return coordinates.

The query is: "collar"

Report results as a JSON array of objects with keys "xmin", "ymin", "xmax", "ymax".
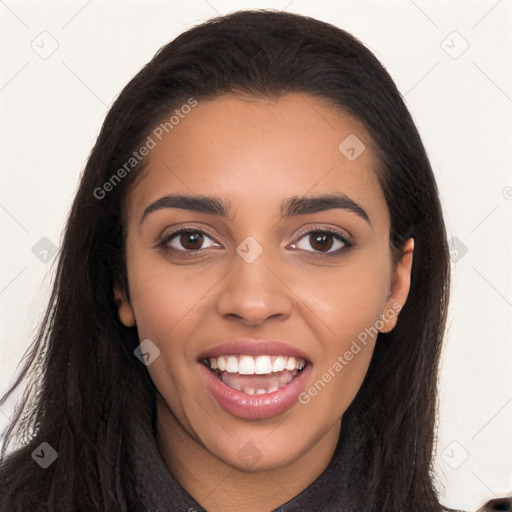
[{"xmin": 136, "ymin": 413, "xmax": 365, "ymax": 512}]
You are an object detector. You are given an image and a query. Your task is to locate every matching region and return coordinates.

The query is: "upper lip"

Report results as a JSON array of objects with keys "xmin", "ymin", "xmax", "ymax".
[{"xmin": 199, "ymin": 339, "xmax": 312, "ymax": 364}]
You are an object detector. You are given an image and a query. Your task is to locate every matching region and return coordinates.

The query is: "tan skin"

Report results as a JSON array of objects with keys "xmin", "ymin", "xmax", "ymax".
[{"xmin": 114, "ymin": 93, "xmax": 414, "ymax": 512}]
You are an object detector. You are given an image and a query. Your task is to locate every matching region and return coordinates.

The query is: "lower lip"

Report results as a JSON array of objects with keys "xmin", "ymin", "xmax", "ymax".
[{"xmin": 199, "ymin": 363, "xmax": 311, "ymax": 420}]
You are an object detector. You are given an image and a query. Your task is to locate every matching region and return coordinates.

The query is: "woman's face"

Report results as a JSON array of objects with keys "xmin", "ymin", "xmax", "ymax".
[{"xmin": 115, "ymin": 92, "xmax": 413, "ymax": 472}]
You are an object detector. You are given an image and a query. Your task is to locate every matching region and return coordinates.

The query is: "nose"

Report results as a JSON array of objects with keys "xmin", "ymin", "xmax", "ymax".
[{"xmin": 216, "ymin": 246, "xmax": 294, "ymax": 327}]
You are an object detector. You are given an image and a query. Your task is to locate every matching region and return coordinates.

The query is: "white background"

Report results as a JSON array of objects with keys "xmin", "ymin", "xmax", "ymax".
[{"xmin": 1, "ymin": 1, "xmax": 511, "ymax": 510}]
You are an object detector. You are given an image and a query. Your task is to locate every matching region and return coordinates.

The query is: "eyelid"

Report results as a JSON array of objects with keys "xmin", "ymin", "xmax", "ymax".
[
  {"xmin": 156, "ymin": 226, "xmax": 224, "ymax": 258},
  {"xmin": 159, "ymin": 224, "xmax": 223, "ymax": 244},
  {"xmin": 290, "ymin": 225, "xmax": 354, "ymax": 248}
]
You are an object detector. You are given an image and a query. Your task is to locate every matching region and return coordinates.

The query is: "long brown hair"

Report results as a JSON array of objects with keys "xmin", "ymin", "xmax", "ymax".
[{"xmin": 0, "ymin": 10, "xmax": 450, "ymax": 511}]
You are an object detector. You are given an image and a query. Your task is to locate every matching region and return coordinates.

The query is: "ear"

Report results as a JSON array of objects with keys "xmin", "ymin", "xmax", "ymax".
[
  {"xmin": 114, "ymin": 284, "xmax": 136, "ymax": 327},
  {"xmin": 378, "ymin": 238, "xmax": 414, "ymax": 333}
]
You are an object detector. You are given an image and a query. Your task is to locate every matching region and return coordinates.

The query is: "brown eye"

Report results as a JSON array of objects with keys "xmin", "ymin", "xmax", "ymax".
[
  {"xmin": 309, "ymin": 232, "xmax": 334, "ymax": 252},
  {"xmin": 179, "ymin": 231, "xmax": 204, "ymax": 250},
  {"xmin": 291, "ymin": 229, "xmax": 351, "ymax": 255},
  {"xmin": 162, "ymin": 229, "xmax": 217, "ymax": 253}
]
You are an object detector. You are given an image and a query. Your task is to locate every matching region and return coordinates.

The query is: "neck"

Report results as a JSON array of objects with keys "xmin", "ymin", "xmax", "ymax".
[{"xmin": 155, "ymin": 394, "xmax": 341, "ymax": 512}]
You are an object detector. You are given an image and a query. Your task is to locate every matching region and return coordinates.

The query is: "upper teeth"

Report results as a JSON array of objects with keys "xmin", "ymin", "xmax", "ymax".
[{"xmin": 208, "ymin": 355, "xmax": 305, "ymax": 375}]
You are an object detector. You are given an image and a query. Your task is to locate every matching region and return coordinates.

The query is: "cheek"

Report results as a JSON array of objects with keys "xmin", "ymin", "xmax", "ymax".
[
  {"xmin": 289, "ymin": 255, "xmax": 390, "ymax": 335},
  {"xmin": 295, "ymin": 268, "xmax": 384, "ymax": 418},
  {"xmin": 286, "ymin": 254, "xmax": 389, "ymax": 392},
  {"xmin": 126, "ymin": 263, "xmax": 214, "ymax": 422},
  {"xmin": 127, "ymin": 253, "xmax": 222, "ymax": 340}
]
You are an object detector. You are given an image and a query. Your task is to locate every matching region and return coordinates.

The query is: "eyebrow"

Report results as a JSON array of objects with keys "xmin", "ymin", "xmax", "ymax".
[{"xmin": 140, "ymin": 193, "xmax": 371, "ymax": 226}]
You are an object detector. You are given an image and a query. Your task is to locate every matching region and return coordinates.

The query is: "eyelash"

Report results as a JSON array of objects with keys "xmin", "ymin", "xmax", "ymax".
[{"xmin": 157, "ymin": 226, "xmax": 353, "ymax": 259}]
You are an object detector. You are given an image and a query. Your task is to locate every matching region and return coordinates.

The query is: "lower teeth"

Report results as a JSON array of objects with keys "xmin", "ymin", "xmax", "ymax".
[{"xmin": 217, "ymin": 368, "xmax": 300, "ymax": 394}]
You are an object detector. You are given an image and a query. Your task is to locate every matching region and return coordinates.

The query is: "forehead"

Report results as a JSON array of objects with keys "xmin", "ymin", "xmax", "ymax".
[{"xmin": 126, "ymin": 92, "xmax": 387, "ymax": 225}]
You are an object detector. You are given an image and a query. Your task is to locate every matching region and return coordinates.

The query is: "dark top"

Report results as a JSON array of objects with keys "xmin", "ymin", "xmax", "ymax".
[{"xmin": 134, "ymin": 415, "xmax": 469, "ymax": 512}]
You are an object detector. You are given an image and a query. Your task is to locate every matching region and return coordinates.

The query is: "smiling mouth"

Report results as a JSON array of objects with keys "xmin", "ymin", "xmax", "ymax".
[{"xmin": 202, "ymin": 354, "xmax": 307, "ymax": 395}]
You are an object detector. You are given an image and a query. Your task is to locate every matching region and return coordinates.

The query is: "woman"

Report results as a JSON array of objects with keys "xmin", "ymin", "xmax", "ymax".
[{"xmin": 0, "ymin": 8, "xmax": 487, "ymax": 511}]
